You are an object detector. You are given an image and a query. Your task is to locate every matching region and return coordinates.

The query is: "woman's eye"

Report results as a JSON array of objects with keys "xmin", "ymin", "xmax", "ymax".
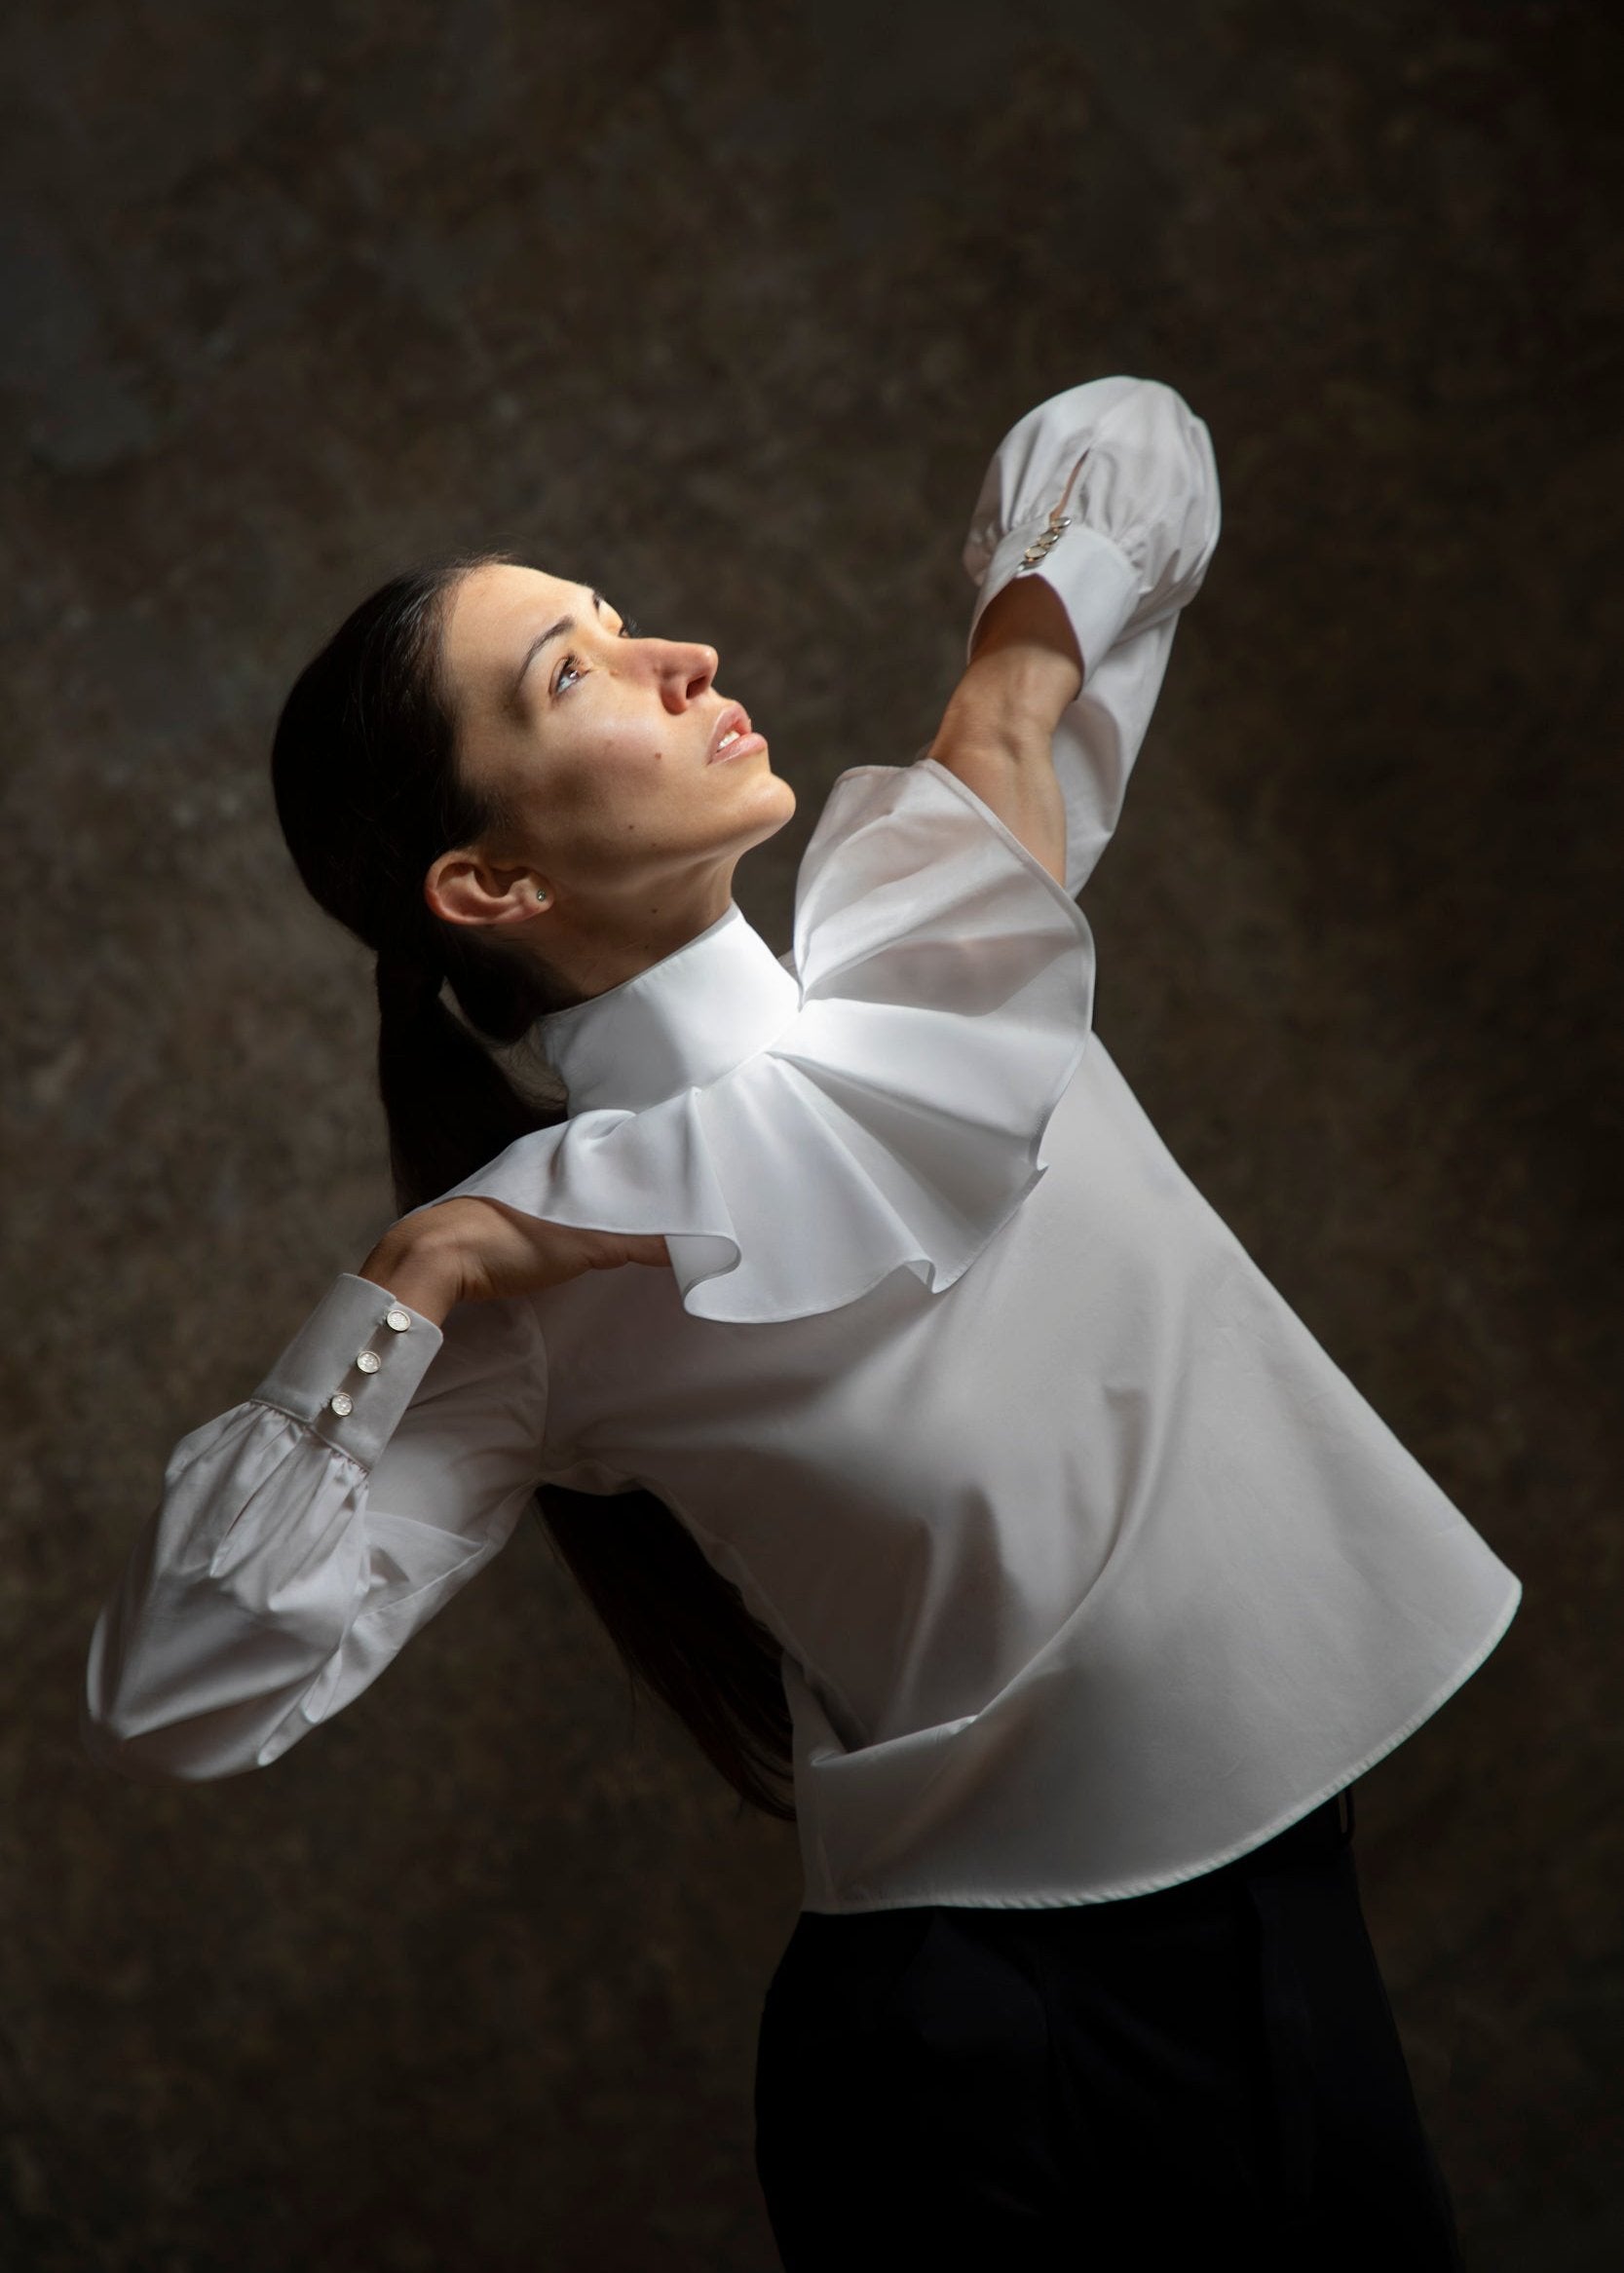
[{"xmin": 555, "ymin": 616, "xmax": 639, "ymax": 694}]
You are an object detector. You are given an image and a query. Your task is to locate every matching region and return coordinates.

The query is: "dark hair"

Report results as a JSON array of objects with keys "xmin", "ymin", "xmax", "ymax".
[{"xmin": 269, "ymin": 551, "xmax": 795, "ymax": 1822}]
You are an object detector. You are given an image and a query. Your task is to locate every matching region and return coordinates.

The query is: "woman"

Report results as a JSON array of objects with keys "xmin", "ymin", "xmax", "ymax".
[{"xmin": 84, "ymin": 376, "xmax": 1520, "ymax": 2268}]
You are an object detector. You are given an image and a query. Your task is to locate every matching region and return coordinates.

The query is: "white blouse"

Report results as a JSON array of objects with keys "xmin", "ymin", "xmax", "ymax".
[{"xmin": 83, "ymin": 376, "xmax": 1522, "ymax": 1912}]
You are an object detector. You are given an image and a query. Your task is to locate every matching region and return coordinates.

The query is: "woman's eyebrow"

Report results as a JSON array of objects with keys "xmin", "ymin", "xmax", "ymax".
[{"xmin": 510, "ymin": 588, "xmax": 606, "ymax": 700}]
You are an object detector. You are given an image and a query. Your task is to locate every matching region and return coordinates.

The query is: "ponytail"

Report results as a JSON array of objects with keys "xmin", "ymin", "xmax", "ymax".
[
  {"xmin": 373, "ymin": 944, "xmax": 549, "ymax": 1214},
  {"xmin": 542, "ymin": 1485, "xmax": 797, "ymax": 1823},
  {"xmin": 271, "ymin": 554, "xmax": 795, "ymax": 1824}
]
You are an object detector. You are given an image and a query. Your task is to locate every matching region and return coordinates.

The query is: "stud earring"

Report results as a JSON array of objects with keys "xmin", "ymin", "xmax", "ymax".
[{"xmin": 535, "ymin": 889, "xmax": 548, "ymax": 905}]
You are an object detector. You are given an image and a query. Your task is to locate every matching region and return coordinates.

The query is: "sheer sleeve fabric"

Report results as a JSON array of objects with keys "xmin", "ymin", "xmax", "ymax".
[
  {"xmin": 81, "ymin": 1272, "xmax": 548, "ymax": 1782},
  {"xmin": 962, "ymin": 374, "xmax": 1222, "ymax": 900}
]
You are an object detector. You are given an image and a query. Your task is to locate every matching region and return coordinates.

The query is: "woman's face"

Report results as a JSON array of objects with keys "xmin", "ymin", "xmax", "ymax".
[{"xmin": 429, "ymin": 561, "xmax": 796, "ymax": 987}]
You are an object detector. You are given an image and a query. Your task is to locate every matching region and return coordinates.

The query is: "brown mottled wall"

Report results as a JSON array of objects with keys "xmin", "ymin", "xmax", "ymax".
[{"xmin": 2, "ymin": 0, "xmax": 1618, "ymax": 2264}]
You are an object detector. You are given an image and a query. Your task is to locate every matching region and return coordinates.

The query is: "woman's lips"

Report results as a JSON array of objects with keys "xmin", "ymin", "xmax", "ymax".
[
  {"xmin": 709, "ymin": 728, "xmax": 767, "ymax": 763},
  {"xmin": 707, "ymin": 703, "xmax": 766, "ymax": 762}
]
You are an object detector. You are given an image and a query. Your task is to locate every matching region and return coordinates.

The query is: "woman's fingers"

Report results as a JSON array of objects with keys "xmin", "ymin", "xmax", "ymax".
[
  {"xmin": 583, "ymin": 1231, "xmax": 673, "ymax": 1271},
  {"xmin": 375, "ymin": 1198, "xmax": 674, "ymax": 1306},
  {"xmin": 487, "ymin": 1211, "xmax": 673, "ymax": 1294}
]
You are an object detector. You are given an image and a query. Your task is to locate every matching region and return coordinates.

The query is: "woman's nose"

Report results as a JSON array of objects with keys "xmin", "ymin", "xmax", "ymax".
[{"xmin": 653, "ymin": 639, "xmax": 718, "ymax": 711}]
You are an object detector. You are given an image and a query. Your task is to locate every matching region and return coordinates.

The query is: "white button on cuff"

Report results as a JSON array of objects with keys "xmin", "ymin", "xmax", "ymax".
[
  {"xmin": 328, "ymin": 1391, "xmax": 354, "ymax": 1418},
  {"xmin": 356, "ymin": 1349, "xmax": 381, "ymax": 1374},
  {"xmin": 385, "ymin": 1307, "xmax": 412, "ymax": 1333}
]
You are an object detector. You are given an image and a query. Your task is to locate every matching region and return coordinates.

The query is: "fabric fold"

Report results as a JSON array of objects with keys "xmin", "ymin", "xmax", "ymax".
[{"xmin": 418, "ymin": 758, "xmax": 1097, "ymax": 1326}]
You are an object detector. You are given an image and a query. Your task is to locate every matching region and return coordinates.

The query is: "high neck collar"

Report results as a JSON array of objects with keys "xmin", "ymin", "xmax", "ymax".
[{"xmin": 534, "ymin": 902, "xmax": 801, "ymax": 1117}]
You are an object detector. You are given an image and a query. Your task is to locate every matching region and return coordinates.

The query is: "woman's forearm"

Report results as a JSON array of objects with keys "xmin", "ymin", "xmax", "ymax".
[
  {"xmin": 964, "ymin": 572, "xmax": 1083, "ymax": 722},
  {"xmin": 929, "ymin": 573, "xmax": 1083, "ymax": 798},
  {"xmin": 925, "ymin": 574, "xmax": 1076, "ymax": 883}
]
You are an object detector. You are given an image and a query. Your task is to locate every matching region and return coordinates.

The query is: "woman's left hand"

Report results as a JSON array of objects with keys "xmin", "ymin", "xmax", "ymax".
[{"xmin": 360, "ymin": 1197, "xmax": 672, "ymax": 1325}]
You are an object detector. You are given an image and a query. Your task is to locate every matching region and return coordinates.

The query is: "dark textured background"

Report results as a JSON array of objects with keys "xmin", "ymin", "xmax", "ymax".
[{"xmin": 3, "ymin": 1, "xmax": 1619, "ymax": 2265}]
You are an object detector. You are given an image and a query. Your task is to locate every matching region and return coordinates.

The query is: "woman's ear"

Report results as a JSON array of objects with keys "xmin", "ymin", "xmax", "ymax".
[{"xmin": 424, "ymin": 849, "xmax": 548, "ymax": 932}]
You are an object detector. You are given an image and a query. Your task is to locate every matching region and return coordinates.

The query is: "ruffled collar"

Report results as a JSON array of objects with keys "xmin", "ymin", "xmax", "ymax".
[
  {"xmin": 420, "ymin": 760, "xmax": 1096, "ymax": 1325},
  {"xmin": 535, "ymin": 903, "xmax": 800, "ymax": 1116}
]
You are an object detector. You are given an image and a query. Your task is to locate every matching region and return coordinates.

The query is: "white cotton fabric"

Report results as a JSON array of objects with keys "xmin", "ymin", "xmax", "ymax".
[
  {"xmin": 421, "ymin": 762, "xmax": 1099, "ymax": 1324},
  {"xmin": 83, "ymin": 375, "xmax": 1522, "ymax": 1914}
]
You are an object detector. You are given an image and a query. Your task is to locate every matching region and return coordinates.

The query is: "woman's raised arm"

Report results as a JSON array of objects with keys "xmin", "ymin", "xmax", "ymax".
[
  {"xmin": 924, "ymin": 572, "xmax": 1082, "ymax": 885},
  {"xmin": 959, "ymin": 375, "xmax": 1222, "ymax": 900}
]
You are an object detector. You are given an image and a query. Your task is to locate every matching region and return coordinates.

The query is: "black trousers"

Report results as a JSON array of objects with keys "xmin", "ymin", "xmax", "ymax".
[{"xmin": 754, "ymin": 1787, "xmax": 1464, "ymax": 2270}]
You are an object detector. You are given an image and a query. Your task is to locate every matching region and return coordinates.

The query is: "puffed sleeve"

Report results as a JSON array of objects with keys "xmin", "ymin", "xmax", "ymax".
[
  {"xmin": 81, "ymin": 1272, "xmax": 548, "ymax": 1782},
  {"xmin": 962, "ymin": 374, "xmax": 1222, "ymax": 899}
]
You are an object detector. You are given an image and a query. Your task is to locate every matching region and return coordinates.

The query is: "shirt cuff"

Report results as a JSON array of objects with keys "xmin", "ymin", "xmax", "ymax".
[
  {"xmin": 249, "ymin": 1272, "xmax": 445, "ymax": 1470},
  {"xmin": 966, "ymin": 516, "xmax": 1143, "ymax": 686}
]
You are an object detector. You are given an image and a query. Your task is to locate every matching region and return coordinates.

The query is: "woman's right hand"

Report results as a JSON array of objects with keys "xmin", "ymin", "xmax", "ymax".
[{"xmin": 359, "ymin": 1197, "xmax": 673, "ymax": 1327}]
